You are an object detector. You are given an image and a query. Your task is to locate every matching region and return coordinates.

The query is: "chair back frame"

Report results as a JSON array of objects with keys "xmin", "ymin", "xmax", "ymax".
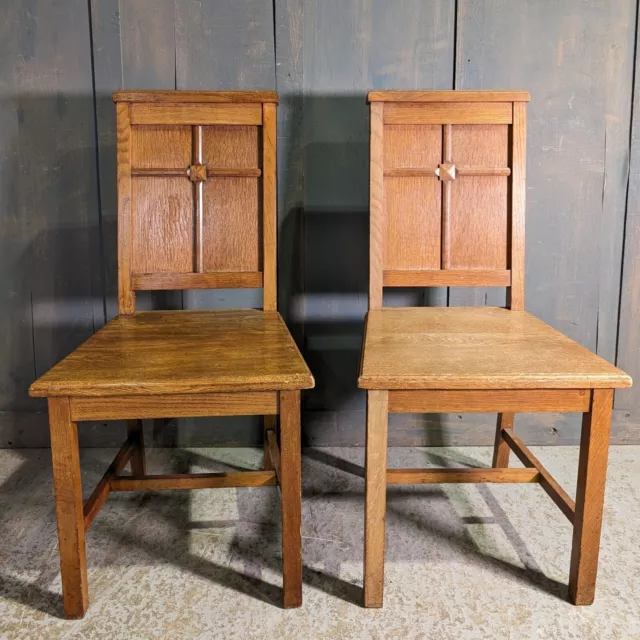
[
  {"xmin": 367, "ymin": 90, "xmax": 529, "ymax": 311},
  {"xmin": 113, "ymin": 90, "xmax": 279, "ymax": 314}
]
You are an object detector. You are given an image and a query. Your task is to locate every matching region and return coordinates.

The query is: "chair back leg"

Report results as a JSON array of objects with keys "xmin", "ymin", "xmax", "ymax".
[
  {"xmin": 492, "ymin": 412, "xmax": 515, "ymax": 468},
  {"xmin": 126, "ymin": 419, "xmax": 146, "ymax": 475}
]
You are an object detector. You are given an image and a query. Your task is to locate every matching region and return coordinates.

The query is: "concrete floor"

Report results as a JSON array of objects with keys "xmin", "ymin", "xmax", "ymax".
[{"xmin": 0, "ymin": 445, "xmax": 638, "ymax": 639}]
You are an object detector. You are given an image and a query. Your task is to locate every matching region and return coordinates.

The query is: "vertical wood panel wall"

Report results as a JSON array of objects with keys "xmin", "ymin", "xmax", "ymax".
[{"xmin": 1, "ymin": 0, "xmax": 639, "ymax": 446}]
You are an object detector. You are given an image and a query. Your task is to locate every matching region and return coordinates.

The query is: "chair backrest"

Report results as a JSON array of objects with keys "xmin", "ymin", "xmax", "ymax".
[
  {"xmin": 113, "ymin": 90, "xmax": 278, "ymax": 314},
  {"xmin": 367, "ymin": 90, "xmax": 530, "ymax": 311}
]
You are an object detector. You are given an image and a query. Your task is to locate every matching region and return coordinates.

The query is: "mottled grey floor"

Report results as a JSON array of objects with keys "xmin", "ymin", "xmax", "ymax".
[{"xmin": 0, "ymin": 445, "xmax": 638, "ymax": 639}]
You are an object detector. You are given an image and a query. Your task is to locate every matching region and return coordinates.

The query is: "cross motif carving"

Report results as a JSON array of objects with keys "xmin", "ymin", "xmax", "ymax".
[
  {"xmin": 189, "ymin": 163, "xmax": 208, "ymax": 182},
  {"xmin": 436, "ymin": 162, "xmax": 456, "ymax": 182}
]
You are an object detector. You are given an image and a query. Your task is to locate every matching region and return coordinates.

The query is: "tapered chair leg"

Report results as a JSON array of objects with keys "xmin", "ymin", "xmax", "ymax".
[
  {"xmin": 279, "ymin": 391, "xmax": 302, "ymax": 608},
  {"xmin": 126, "ymin": 419, "xmax": 146, "ymax": 475},
  {"xmin": 569, "ymin": 389, "xmax": 613, "ymax": 605},
  {"xmin": 48, "ymin": 398, "xmax": 89, "ymax": 619},
  {"xmin": 492, "ymin": 412, "xmax": 515, "ymax": 468},
  {"xmin": 364, "ymin": 390, "xmax": 389, "ymax": 608}
]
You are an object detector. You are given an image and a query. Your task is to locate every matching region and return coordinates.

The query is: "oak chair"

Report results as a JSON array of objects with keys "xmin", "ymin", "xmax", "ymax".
[
  {"xmin": 359, "ymin": 90, "xmax": 632, "ymax": 608},
  {"xmin": 29, "ymin": 90, "xmax": 314, "ymax": 618}
]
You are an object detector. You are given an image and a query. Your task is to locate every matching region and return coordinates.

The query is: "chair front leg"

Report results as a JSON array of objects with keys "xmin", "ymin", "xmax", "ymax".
[
  {"xmin": 492, "ymin": 412, "xmax": 515, "ymax": 468},
  {"xmin": 279, "ymin": 390, "xmax": 302, "ymax": 608},
  {"xmin": 569, "ymin": 388, "xmax": 613, "ymax": 605},
  {"xmin": 48, "ymin": 398, "xmax": 88, "ymax": 618},
  {"xmin": 364, "ymin": 389, "xmax": 389, "ymax": 607}
]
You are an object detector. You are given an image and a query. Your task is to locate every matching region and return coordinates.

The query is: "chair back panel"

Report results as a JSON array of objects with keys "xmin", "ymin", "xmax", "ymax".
[
  {"xmin": 113, "ymin": 91, "xmax": 278, "ymax": 314},
  {"xmin": 368, "ymin": 91, "xmax": 529, "ymax": 310}
]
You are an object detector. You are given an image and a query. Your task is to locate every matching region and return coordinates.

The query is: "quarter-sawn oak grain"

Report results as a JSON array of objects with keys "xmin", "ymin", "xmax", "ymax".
[
  {"xmin": 30, "ymin": 310, "xmax": 313, "ymax": 397},
  {"xmin": 359, "ymin": 307, "xmax": 631, "ymax": 390}
]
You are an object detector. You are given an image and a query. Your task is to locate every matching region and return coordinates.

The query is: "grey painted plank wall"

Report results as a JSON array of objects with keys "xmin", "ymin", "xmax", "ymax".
[{"xmin": 0, "ymin": 0, "xmax": 639, "ymax": 447}]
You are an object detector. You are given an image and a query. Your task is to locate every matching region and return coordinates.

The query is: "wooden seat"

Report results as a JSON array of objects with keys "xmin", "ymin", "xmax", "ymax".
[
  {"xmin": 360, "ymin": 307, "xmax": 630, "ymax": 390},
  {"xmin": 29, "ymin": 90, "xmax": 313, "ymax": 618},
  {"xmin": 359, "ymin": 90, "xmax": 631, "ymax": 609},
  {"xmin": 30, "ymin": 310, "xmax": 313, "ymax": 398}
]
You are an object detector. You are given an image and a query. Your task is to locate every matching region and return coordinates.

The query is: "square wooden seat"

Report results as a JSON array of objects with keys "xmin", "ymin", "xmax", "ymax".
[
  {"xmin": 359, "ymin": 90, "xmax": 632, "ymax": 609},
  {"xmin": 29, "ymin": 90, "xmax": 313, "ymax": 618},
  {"xmin": 30, "ymin": 310, "xmax": 313, "ymax": 399},
  {"xmin": 360, "ymin": 307, "xmax": 630, "ymax": 391}
]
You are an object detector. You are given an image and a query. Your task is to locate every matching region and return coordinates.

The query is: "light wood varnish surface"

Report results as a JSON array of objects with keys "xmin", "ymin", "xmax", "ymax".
[
  {"xmin": 30, "ymin": 310, "xmax": 314, "ymax": 397},
  {"xmin": 359, "ymin": 307, "xmax": 631, "ymax": 390},
  {"xmin": 368, "ymin": 90, "xmax": 530, "ymax": 103}
]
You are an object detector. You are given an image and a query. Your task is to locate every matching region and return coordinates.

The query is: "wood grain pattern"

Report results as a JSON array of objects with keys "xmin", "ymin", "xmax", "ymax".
[
  {"xmin": 131, "ymin": 125, "xmax": 191, "ymax": 167},
  {"xmin": 383, "ymin": 124, "xmax": 441, "ymax": 170},
  {"xmin": 130, "ymin": 102, "xmax": 263, "ymax": 126},
  {"xmin": 502, "ymin": 429, "xmax": 576, "ymax": 523},
  {"xmin": 30, "ymin": 310, "xmax": 314, "ymax": 397},
  {"xmin": 70, "ymin": 391, "xmax": 279, "ymax": 421},
  {"xmin": 202, "ymin": 124, "xmax": 261, "ymax": 276},
  {"xmin": 384, "ymin": 177, "xmax": 441, "ymax": 269},
  {"xmin": 509, "ymin": 102, "xmax": 527, "ymax": 309},
  {"xmin": 369, "ymin": 90, "xmax": 530, "ymax": 103},
  {"xmin": 388, "ymin": 389, "xmax": 590, "ymax": 413},
  {"xmin": 384, "ymin": 102, "xmax": 513, "ymax": 125},
  {"xmin": 369, "ymin": 102, "xmax": 385, "ymax": 310},
  {"xmin": 48, "ymin": 398, "xmax": 88, "ymax": 619},
  {"xmin": 262, "ymin": 103, "xmax": 278, "ymax": 311},
  {"xmin": 132, "ymin": 272, "xmax": 263, "ymax": 290},
  {"xmin": 364, "ymin": 389, "xmax": 388, "ymax": 608},
  {"xmin": 383, "ymin": 269, "xmax": 510, "ymax": 287},
  {"xmin": 202, "ymin": 177, "xmax": 260, "ymax": 272},
  {"xmin": 131, "ymin": 177, "xmax": 193, "ymax": 274},
  {"xmin": 115, "ymin": 90, "xmax": 279, "ymax": 103},
  {"xmin": 386, "ymin": 468, "xmax": 539, "ymax": 484},
  {"xmin": 203, "ymin": 125, "xmax": 259, "ymax": 168},
  {"xmin": 280, "ymin": 390, "xmax": 302, "ymax": 608},
  {"xmin": 110, "ymin": 471, "xmax": 277, "ymax": 491},
  {"xmin": 359, "ymin": 307, "xmax": 631, "ymax": 390},
  {"xmin": 449, "ymin": 176, "xmax": 508, "ymax": 269},
  {"xmin": 117, "ymin": 103, "xmax": 135, "ymax": 314},
  {"xmin": 451, "ymin": 124, "xmax": 508, "ymax": 165},
  {"xmin": 570, "ymin": 389, "xmax": 614, "ymax": 604},
  {"xmin": 449, "ymin": 126, "xmax": 509, "ymax": 269}
]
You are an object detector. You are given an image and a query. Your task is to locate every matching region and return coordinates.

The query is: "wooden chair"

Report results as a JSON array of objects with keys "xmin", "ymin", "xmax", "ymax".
[
  {"xmin": 359, "ymin": 90, "xmax": 632, "ymax": 608},
  {"xmin": 29, "ymin": 90, "xmax": 314, "ymax": 618}
]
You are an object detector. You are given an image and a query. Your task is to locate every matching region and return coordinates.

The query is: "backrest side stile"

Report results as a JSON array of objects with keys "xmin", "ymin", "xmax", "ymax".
[
  {"xmin": 117, "ymin": 102, "xmax": 135, "ymax": 314},
  {"xmin": 113, "ymin": 90, "xmax": 279, "ymax": 315},
  {"xmin": 262, "ymin": 102, "xmax": 278, "ymax": 311},
  {"xmin": 509, "ymin": 101, "xmax": 527, "ymax": 310},
  {"xmin": 367, "ymin": 90, "xmax": 530, "ymax": 312},
  {"xmin": 369, "ymin": 101, "xmax": 385, "ymax": 310}
]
